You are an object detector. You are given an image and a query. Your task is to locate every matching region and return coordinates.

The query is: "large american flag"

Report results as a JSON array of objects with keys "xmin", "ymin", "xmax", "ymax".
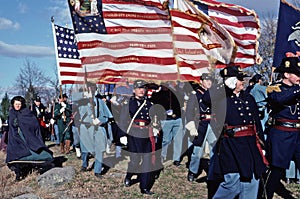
[
  {"xmin": 170, "ymin": 0, "xmax": 236, "ymax": 82},
  {"xmin": 68, "ymin": 0, "xmax": 179, "ymax": 84},
  {"xmin": 195, "ymin": 0, "xmax": 261, "ymax": 68},
  {"xmin": 52, "ymin": 24, "xmax": 83, "ymax": 84}
]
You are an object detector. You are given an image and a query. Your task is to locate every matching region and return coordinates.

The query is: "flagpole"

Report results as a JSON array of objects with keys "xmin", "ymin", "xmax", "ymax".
[{"xmin": 51, "ymin": 16, "xmax": 62, "ymax": 86}]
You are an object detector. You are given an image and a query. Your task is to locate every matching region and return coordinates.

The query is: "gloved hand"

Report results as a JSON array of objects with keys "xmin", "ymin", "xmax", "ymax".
[
  {"xmin": 224, "ymin": 77, "xmax": 238, "ymax": 90},
  {"xmin": 92, "ymin": 118, "xmax": 101, "ymax": 126},
  {"xmin": 60, "ymin": 107, "xmax": 65, "ymax": 113},
  {"xmin": 83, "ymin": 91, "xmax": 92, "ymax": 98},
  {"xmin": 50, "ymin": 118, "xmax": 55, "ymax": 125},
  {"xmin": 153, "ymin": 128, "xmax": 159, "ymax": 136},
  {"xmin": 120, "ymin": 136, "xmax": 128, "ymax": 145},
  {"xmin": 185, "ymin": 121, "xmax": 198, "ymax": 136},
  {"xmin": 61, "ymin": 102, "xmax": 66, "ymax": 108}
]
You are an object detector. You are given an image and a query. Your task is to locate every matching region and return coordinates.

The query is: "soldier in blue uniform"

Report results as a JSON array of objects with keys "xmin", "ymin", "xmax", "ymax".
[
  {"xmin": 119, "ymin": 79, "xmax": 157, "ymax": 195},
  {"xmin": 208, "ymin": 65, "xmax": 267, "ymax": 199},
  {"xmin": 264, "ymin": 57, "xmax": 300, "ymax": 199},
  {"xmin": 185, "ymin": 73, "xmax": 217, "ymax": 182}
]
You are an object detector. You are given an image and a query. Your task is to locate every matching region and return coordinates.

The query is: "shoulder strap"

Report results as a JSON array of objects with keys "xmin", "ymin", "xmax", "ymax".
[{"xmin": 126, "ymin": 100, "xmax": 147, "ymax": 134}]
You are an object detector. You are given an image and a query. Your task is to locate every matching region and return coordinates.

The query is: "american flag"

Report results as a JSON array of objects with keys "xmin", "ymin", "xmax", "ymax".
[
  {"xmin": 170, "ymin": 0, "xmax": 236, "ymax": 82},
  {"xmin": 52, "ymin": 24, "xmax": 83, "ymax": 84},
  {"xmin": 195, "ymin": 0, "xmax": 261, "ymax": 68},
  {"xmin": 68, "ymin": 0, "xmax": 179, "ymax": 84}
]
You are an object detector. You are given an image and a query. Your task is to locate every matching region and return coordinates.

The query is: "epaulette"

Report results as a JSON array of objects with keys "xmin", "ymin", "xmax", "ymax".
[{"xmin": 266, "ymin": 84, "xmax": 281, "ymax": 93}]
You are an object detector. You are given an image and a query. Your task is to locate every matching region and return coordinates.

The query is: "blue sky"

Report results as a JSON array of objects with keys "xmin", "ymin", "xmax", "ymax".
[{"xmin": 0, "ymin": 0, "xmax": 283, "ymax": 96}]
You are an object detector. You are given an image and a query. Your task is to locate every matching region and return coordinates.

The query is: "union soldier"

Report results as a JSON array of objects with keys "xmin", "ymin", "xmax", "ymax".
[
  {"xmin": 54, "ymin": 93, "xmax": 72, "ymax": 154},
  {"xmin": 264, "ymin": 57, "xmax": 300, "ymax": 198},
  {"xmin": 75, "ymin": 84, "xmax": 113, "ymax": 178},
  {"xmin": 185, "ymin": 73, "xmax": 217, "ymax": 182},
  {"xmin": 208, "ymin": 65, "xmax": 267, "ymax": 199},
  {"xmin": 151, "ymin": 81, "xmax": 184, "ymax": 166},
  {"xmin": 119, "ymin": 79, "xmax": 157, "ymax": 195},
  {"xmin": 31, "ymin": 96, "xmax": 48, "ymax": 142}
]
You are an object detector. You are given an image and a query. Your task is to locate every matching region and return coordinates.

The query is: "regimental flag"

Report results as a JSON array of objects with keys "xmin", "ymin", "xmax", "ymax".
[
  {"xmin": 170, "ymin": 0, "xmax": 236, "ymax": 82},
  {"xmin": 68, "ymin": 0, "xmax": 179, "ymax": 84},
  {"xmin": 194, "ymin": 0, "xmax": 261, "ymax": 68},
  {"xmin": 52, "ymin": 23, "xmax": 83, "ymax": 84},
  {"xmin": 273, "ymin": 0, "xmax": 300, "ymax": 67}
]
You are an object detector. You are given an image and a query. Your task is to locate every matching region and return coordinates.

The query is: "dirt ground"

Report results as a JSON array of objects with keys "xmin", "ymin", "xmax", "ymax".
[{"xmin": 0, "ymin": 142, "xmax": 299, "ymax": 199}]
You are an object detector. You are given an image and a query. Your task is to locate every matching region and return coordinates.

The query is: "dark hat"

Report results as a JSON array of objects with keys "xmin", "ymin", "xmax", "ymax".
[
  {"xmin": 133, "ymin": 79, "xmax": 147, "ymax": 89},
  {"xmin": 35, "ymin": 96, "xmax": 41, "ymax": 102},
  {"xmin": 251, "ymin": 74, "xmax": 262, "ymax": 84},
  {"xmin": 200, "ymin": 73, "xmax": 213, "ymax": 81},
  {"xmin": 274, "ymin": 57, "xmax": 300, "ymax": 76},
  {"xmin": 220, "ymin": 65, "xmax": 249, "ymax": 80},
  {"xmin": 59, "ymin": 93, "xmax": 68, "ymax": 99}
]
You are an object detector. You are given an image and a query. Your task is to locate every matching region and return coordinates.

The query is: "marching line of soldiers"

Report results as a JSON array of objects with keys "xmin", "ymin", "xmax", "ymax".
[{"xmin": 6, "ymin": 56, "xmax": 299, "ymax": 197}]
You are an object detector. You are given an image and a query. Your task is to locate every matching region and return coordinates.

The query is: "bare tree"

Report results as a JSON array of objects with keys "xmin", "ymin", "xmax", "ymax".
[
  {"xmin": 14, "ymin": 58, "xmax": 56, "ymax": 104},
  {"xmin": 255, "ymin": 14, "xmax": 277, "ymax": 83}
]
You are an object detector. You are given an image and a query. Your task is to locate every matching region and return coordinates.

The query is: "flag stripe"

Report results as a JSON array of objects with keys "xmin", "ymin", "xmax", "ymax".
[
  {"xmin": 52, "ymin": 24, "xmax": 84, "ymax": 84},
  {"xmin": 69, "ymin": 0, "xmax": 179, "ymax": 83},
  {"xmin": 198, "ymin": 0, "xmax": 260, "ymax": 68}
]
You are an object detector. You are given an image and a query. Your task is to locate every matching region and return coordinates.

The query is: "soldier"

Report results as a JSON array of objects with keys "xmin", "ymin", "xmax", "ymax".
[
  {"xmin": 54, "ymin": 93, "xmax": 72, "ymax": 154},
  {"xmin": 151, "ymin": 82, "xmax": 184, "ymax": 166},
  {"xmin": 208, "ymin": 65, "xmax": 267, "ymax": 199},
  {"xmin": 76, "ymin": 84, "xmax": 113, "ymax": 178},
  {"xmin": 264, "ymin": 57, "xmax": 300, "ymax": 198},
  {"xmin": 119, "ymin": 79, "xmax": 157, "ymax": 195},
  {"xmin": 31, "ymin": 96, "xmax": 48, "ymax": 142},
  {"xmin": 185, "ymin": 73, "xmax": 217, "ymax": 182}
]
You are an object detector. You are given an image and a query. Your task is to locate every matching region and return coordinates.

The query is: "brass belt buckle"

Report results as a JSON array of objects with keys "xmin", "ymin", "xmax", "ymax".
[
  {"xmin": 139, "ymin": 122, "xmax": 145, "ymax": 126},
  {"xmin": 296, "ymin": 123, "xmax": 300, "ymax": 128}
]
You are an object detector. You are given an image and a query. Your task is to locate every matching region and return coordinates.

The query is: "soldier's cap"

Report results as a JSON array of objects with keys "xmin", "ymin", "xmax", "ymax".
[
  {"xmin": 251, "ymin": 74, "xmax": 262, "ymax": 84},
  {"xmin": 220, "ymin": 65, "xmax": 249, "ymax": 80},
  {"xmin": 200, "ymin": 73, "xmax": 213, "ymax": 81},
  {"xmin": 133, "ymin": 79, "xmax": 147, "ymax": 89},
  {"xmin": 274, "ymin": 57, "xmax": 300, "ymax": 76},
  {"xmin": 35, "ymin": 96, "xmax": 41, "ymax": 102},
  {"xmin": 59, "ymin": 93, "xmax": 68, "ymax": 99}
]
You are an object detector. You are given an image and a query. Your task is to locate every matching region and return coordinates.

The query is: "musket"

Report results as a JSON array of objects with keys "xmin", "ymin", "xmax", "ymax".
[
  {"xmin": 60, "ymin": 85, "xmax": 66, "ymax": 122},
  {"xmin": 84, "ymin": 66, "xmax": 96, "ymax": 119},
  {"xmin": 50, "ymin": 100, "xmax": 55, "ymax": 137},
  {"xmin": 62, "ymin": 112, "xmax": 77, "ymax": 135}
]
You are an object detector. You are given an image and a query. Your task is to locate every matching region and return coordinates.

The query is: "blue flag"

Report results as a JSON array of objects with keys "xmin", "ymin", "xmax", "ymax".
[
  {"xmin": 273, "ymin": 1, "xmax": 300, "ymax": 67},
  {"xmin": 68, "ymin": 0, "xmax": 107, "ymax": 34}
]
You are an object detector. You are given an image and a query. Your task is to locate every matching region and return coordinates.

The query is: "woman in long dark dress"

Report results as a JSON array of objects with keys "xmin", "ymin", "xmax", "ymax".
[{"xmin": 6, "ymin": 96, "xmax": 56, "ymax": 181}]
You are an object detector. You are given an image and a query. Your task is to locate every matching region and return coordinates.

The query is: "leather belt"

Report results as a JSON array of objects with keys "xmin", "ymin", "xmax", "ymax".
[
  {"xmin": 223, "ymin": 125, "xmax": 255, "ymax": 137},
  {"xmin": 274, "ymin": 120, "xmax": 300, "ymax": 129},
  {"xmin": 133, "ymin": 120, "xmax": 150, "ymax": 127}
]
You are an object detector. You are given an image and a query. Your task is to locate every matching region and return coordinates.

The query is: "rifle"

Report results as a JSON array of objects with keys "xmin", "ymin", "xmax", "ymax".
[
  {"xmin": 60, "ymin": 85, "xmax": 66, "ymax": 122},
  {"xmin": 84, "ymin": 66, "xmax": 96, "ymax": 119},
  {"xmin": 62, "ymin": 112, "xmax": 77, "ymax": 135}
]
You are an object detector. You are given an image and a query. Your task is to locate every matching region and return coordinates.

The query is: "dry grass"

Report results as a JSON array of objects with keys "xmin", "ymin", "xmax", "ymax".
[{"xmin": 0, "ymin": 144, "xmax": 299, "ymax": 199}]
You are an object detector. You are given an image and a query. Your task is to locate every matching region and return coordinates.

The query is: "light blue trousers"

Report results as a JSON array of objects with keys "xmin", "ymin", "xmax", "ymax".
[
  {"xmin": 161, "ymin": 118, "xmax": 183, "ymax": 161},
  {"xmin": 213, "ymin": 173, "xmax": 259, "ymax": 199}
]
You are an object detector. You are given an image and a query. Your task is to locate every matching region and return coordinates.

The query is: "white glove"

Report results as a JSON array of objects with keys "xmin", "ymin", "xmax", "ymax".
[
  {"xmin": 61, "ymin": 102, "xmax": 66, "ymax": 108},
  {"xmin": 92, "ymin": 118, "xmax": 101, "ymax": 126},
  {"xmin": 153, "ymin": 128, "xmax": 159, "ymax": 136},
  {"xmin": 50, "ymin": 118, "xmax": 55, "ymax": 125},
  {"xmin": 120, "ymin": 136, "xmax": 128, "ymax": 145},
  {"xmin": 110, "ymin": 96, "xmax": 119, "ymax": 106},
  {"xmin": 224, "ymin": 77, "xmax": 238, "ymax": 90},
  {"xmin": 185, "ymin": 121, "xmax": 198, "ymax": 136},
  {"xmin": 83, "ymin": 91, "xmax": 92, "ymax": 98},
  {"xmin": 60, "ymin": 107, "xmax": 65, "ymax": 113}
]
